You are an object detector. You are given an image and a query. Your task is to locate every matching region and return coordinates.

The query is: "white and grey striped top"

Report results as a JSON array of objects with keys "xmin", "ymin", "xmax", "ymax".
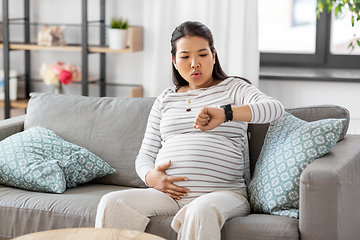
[{"xmin": 136, "ymin": 78, "xmax": 284, "ymax": 200}]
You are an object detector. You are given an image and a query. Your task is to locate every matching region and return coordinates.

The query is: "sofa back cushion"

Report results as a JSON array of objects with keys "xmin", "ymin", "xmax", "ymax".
[
  {"xmin": 248, "ymin": 105, "xmax": 350, "ymax": 175},
  {"xmin": 24, "ymin": 93, "xmax": 156, "ymax": 188}
]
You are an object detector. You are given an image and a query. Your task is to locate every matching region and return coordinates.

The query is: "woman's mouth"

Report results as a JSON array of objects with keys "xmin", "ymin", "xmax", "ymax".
[{"xmin": 191, "ymin": 71, "xmax": 202, "ymax": 79}]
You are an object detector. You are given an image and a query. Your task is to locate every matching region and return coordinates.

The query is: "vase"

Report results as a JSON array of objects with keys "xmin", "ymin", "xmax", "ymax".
[
  {"xmin": 53, "ymin": 82, "xmax": 63, "ymax": 94},
  {"xmin": 108, "ymin": 28, "xmax": 128, "ymax": 50}
]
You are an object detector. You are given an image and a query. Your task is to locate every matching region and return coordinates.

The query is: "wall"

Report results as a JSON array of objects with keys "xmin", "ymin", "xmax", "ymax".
[{"xmin": 259, "ymin": 79, "xmax": 360, "ymax": 134}]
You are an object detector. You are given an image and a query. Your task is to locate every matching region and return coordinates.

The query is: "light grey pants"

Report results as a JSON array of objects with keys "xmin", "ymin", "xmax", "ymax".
[{"xmin": 95, "ymin": 188, "xmax": 250, "ymax": 240}]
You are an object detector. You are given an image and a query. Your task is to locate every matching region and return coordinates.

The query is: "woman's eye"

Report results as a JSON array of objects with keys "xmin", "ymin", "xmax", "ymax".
[
  {"xmin": 180, "ymin": 56, "xmax": 189, "ymax": 59},
  {"xmin": 200, "ymin": 54, "xmax": 208, "ymax": 57}
]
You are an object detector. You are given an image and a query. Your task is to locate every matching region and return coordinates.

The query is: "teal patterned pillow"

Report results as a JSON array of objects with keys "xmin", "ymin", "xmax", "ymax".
[
  {"xmin": 0, "ymin": 126, "xmax": 115, "ymax": 193},
  {"xmin": 248, "ymin": 112, "xmax": 346, "ymax": 218}
]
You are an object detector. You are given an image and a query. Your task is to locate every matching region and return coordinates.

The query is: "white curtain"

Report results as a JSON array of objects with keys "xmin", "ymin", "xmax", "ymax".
[{"xmin": 143, "ymin": 0, "xmax": 259, "ymax": 97}]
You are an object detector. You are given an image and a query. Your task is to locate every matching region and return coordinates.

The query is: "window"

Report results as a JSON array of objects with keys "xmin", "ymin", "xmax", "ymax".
[
  {"xmin": 259, "ymin": 0, "xmax": 317, "ymax": 54},
  {"xmin": 259, "ymin": 0, "xmax": 360, "ymax": 68},
  {"xmin": 330, "ymin": 12, "xmax": 360, "ymax": 55}
]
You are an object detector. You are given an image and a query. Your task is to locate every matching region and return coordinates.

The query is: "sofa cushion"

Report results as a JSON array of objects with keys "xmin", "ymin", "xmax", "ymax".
[
  {"xmin": 146, "ymin": 214, "xmax": 299, "ymax": 240},
  {"xmin": 0, "ymin": 126, "xmax": 114, "ymax": 193},
  {"xmin": 0, "ymin": 183, "xmax": 127, "ymax": 239},
  {"xmin": 248, "ymin": 112, "xmax": 346, "ymax": 218},
  {"xmin": 24, "ymin": 93, "xmax": 156, "ymax": 188},
  {"xmin": 248, "ymin": 105, "xmax": 350, "ymax": 175},
  {"xmin": 221, "ymin": 214, "xmax": 299, "ymax": 240},
  {"xmin": 0, "ymin": 127, "xmax": 65, "ymax": 193}
]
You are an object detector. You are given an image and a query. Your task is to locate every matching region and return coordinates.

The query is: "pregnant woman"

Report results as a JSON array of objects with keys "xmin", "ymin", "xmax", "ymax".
[{"xmin": 95, "ymin": 21, "xmax": 284, "ymax": 240}]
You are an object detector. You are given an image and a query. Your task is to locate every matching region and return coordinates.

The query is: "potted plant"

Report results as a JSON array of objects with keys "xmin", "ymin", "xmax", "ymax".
[
  {"xmin": 108, "ymin": 18, "xmax": 129, "ymax": 50},
  {"xmin": 316, "ymin": 0, "xmax": 360, "ymax": 51}
]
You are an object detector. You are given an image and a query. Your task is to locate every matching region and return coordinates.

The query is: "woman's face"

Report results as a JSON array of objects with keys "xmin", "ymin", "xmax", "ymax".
[{"xmin": 172, "ymin": 36, "xmax": 216, "ymax": 90}]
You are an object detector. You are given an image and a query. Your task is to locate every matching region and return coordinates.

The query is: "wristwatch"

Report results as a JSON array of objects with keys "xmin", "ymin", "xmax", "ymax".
[{"xmin": 220, "ymin": 104, "xmax": 233, "ymax": 122}]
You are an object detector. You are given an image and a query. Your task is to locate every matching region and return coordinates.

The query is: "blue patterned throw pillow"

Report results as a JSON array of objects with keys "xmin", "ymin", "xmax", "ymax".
[
  {"xmin": 248, "ymin": 112, "xmax": 346, "ymax": 218},
  {"xmin": 0, "ymin": 126, "xmax": 115, "ymax": 193}
]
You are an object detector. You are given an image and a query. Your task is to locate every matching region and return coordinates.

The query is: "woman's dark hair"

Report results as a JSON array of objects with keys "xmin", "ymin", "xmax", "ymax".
[{"xmin": 170, "ymin": 21, "xmax": 250, "ymax": 87}]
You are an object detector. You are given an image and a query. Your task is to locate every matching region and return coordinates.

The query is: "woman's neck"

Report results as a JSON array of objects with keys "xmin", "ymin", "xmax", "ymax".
[{"xmin": 177, "ymin": 79, "xmax": 222, "ymax": 93}]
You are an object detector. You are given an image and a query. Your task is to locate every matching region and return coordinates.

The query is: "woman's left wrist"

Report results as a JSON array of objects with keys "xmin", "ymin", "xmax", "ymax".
[{"xmin": 219, "ymin": 104, "xmax": 233, "ymax": 122}]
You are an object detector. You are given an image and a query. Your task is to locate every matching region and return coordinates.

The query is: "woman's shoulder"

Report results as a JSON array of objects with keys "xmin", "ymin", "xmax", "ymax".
[
  {"xmin": 157, "ymin": 86, "xmax": 177, "ymax": 99},
  {"xmin": 220, "ymin": 77, "xmax": 251, "ymax": 89}
]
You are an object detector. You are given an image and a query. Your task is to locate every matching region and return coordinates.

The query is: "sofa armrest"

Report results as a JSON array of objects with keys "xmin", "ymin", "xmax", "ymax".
[
  {"xmin": 0, "ymin": 115, "xmax": 25, "ymax": 141},
  {"xmin": 299, "ymin": 134, "xmax": 360, "ymax": 240}
]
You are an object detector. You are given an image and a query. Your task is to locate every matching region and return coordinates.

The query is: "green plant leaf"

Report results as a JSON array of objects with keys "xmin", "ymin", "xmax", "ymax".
[
  {"xmin": 357, "ymin": 39, "xmax": 360, "ymax": 47},
  {"xmin": 328, "ymin": 4, "xmax": 333, "ymax": 12},
  {"xmin": 348, "ymin": 42, "xmax": 354, "ymax": 51},
  {"xmin": 110, "ymin": 18, "xmax": 129, "ymax": 29},
  {"xmin": 317, "ymin": 0, "xmax": 359, "ymax": 50}
]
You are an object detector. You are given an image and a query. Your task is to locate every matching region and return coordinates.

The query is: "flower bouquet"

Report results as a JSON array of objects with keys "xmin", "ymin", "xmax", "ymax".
[{"xmin": 40, "ymin": 62, "xmax": 81, "ymax": 94}]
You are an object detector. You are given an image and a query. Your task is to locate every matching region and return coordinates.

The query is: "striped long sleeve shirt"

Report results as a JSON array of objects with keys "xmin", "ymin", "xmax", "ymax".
[{"xmin": 135, "ymin": 78, "xmax": 284, "ymax": 200}]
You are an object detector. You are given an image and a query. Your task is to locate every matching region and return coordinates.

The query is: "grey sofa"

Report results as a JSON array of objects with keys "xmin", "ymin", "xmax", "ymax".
[{"xmin": 0, "ymin": 93, "xmax": 359, "ymax": 240}]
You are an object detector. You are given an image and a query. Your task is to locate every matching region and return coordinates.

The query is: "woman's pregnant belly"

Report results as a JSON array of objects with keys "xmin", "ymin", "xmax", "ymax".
[{"xmin": 155, "ymin": 133, "xmax": 246, "ymax": 200}]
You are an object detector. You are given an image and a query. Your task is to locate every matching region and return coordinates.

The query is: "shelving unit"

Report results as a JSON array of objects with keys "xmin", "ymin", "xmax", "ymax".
[
  {"xmin": 1, "ymin": 0, "xmax": 143, "ymax": 118},
  {"xmin": 0, "ymin": 26, "xmax": 143, "ymax": 53}
]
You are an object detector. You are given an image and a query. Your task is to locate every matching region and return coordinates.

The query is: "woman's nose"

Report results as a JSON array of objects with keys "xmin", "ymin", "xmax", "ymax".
[{"xmin": 191, "ymin": 59, "xmax": 200, "ymax": 68}]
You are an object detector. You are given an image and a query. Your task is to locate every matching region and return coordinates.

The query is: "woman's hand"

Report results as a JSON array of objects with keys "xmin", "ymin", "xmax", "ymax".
[
  {"xmin": 145, "ymin": 160, "xmax": 190, "ymax": 200},
  {"xmin": 193, "ymin": 107, "xmax": 225, "ymax": 131}
]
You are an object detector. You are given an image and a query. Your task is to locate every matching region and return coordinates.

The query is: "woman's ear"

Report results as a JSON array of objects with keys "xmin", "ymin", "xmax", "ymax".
[
  {"xmin": 213, "ymin": 50, "xmax": 216, "ymax": 64},
  {"xmin": 172, "ymin": 57, "xmax": 177, "ymax": 70}
]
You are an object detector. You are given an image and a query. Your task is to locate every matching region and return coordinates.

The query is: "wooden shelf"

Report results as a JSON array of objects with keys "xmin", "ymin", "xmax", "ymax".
[
  {"xmin": 29, "ymin": 77, "xmax": 99, "ymax": 84},
  {"xmin": 8, "ymin": 44, "xmax": 81, "ymax": 51},
  {"xmin": 0, "ymin": 26, "xmax": 143, "ymax": 53},
  {"xmin": 0, "ymin": 99, "xmax": 28, "ymax": 109}
]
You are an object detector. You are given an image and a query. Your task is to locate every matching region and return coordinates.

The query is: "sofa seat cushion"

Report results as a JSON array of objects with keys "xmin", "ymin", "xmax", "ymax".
[
  {"xmin": 146, "ymin": 214, "xmax": 299, "ymax": 240},
  {"xmin": 0, "ymin": 183, "xmax": 129, "ymax": 240},
  {"xmin": 24, "ymin": 93, "xmax": 156, "ymax": 188}
]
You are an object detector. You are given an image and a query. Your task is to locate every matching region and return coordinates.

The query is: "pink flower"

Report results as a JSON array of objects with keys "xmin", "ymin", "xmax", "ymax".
[
  {"xmin": 40, "ymin": 62, "xmax": 80, "ymax": 86},
  {"xmin": 51, "ymin": 64, "xmax": 63, "ymax": 76},
  {"xmin": 59, "ymin": 70, "xmax": 73, "ymax": 84}
]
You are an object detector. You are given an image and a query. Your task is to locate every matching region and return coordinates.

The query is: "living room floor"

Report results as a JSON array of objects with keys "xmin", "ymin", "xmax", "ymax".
[{"xmin": 0, "ymin": 107, "xmax": 26, "ymax": 120}]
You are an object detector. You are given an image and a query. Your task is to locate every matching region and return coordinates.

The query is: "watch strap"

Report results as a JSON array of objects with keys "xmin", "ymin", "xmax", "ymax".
[{"xmin": 220, "ymin": 104, "xmax": 233, "ymax": 122}]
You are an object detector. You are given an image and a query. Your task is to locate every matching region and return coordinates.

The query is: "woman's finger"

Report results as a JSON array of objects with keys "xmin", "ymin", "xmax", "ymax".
[
  {"xmin": 166, "ymin": 193, "xmax": 181, "ymax": 200},
  {"xmin": 195, "ymin": 116, "xmax": 210, "ymax": 125},
  {"xmin": 167, "ymin": 175, "xmax": 188, "ymax": 183},
  {"xmin": 169, "ymin": 184, "xmax": 189, "ymax": 194},
  {"xmin": 156, "ymin": 160, "xmax": 172, "ymax": 171},
  {"xmin": 165, "ymin": 187, "xmax": 188, "ymax": 200}
]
